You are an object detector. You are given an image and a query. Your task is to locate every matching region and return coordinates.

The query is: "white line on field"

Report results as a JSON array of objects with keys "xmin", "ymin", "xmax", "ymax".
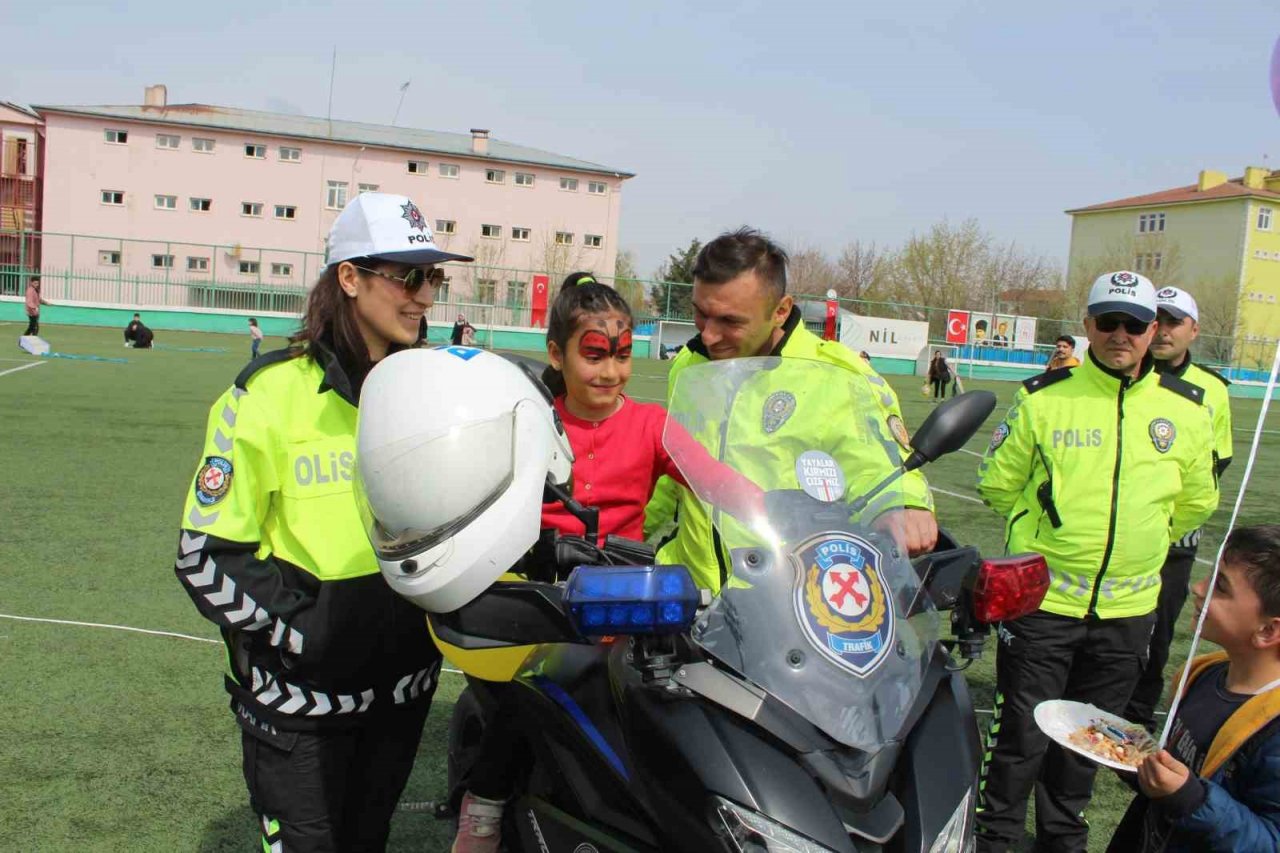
[
  {"xmin": 931, "ymin": 486, "xmax": 984, "ymax": 505},
  {"xmin": 957, "ymin": 448, "xmax": 984, "ymax": 458},
  {"xmin": 0, "ymin": 613, "xmax": 471, "ymax": 674},
  {"xmin": 1233, "ymin": 428, "xmax": 1280, "ymax": 435},
  {"xmin": 0, "ymin": 361, "xmax": 44, "ymax": 378}
]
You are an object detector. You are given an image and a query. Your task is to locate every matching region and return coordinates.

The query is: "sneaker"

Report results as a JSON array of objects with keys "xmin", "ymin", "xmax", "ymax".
[{"xmin": 451, "ymin": 791, "xmax": 505, "ymax": 853}]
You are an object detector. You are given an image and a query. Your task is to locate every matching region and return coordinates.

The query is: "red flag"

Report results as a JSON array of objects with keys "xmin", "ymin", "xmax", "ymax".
[
  {"xmin": 824, "ymin": 298, "xmax": 838, "ymax": 341},
  {"xmin": 530, "ymin": 274, "xmax": 550, "ymax": 328},
  {"xmin": 946, "ymin": 310, "xmax": 969, "ymax": 344}
]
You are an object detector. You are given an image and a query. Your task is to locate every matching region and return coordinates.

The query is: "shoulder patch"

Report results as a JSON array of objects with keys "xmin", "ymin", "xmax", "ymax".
[
  {"xmin": 1158, "ymin": 372, "xmax": 1206, "ymax": 406},
  {"xmin": 1022, "ymin": 366, "xmax": 1075, "ymax": 395},
  {"xmin": 234, "ymin": 347, "xmax": 298, "ymax": 391}
]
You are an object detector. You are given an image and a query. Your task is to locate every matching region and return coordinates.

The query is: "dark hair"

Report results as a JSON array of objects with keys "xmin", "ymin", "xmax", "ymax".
[
  {"xmin": 1223, "ymin": 525, "xmax": 1280, "ymax": 618},
  {"xmin": 248, "ymin": 317, "xmax": 258, "ymax": 326},
  {"xmin": 693, "ymin": 227, "xmax": 788, "ymax": 300},
  {"xmin": 540, "ymin": 271, "xmax": 633, "ymax": 398},
  {"xmin": 292, "ymin": 259, "xmax": 373, "ymax": 375},
  {"xmin": 1056, "ymin": 335, "xmax": 1074, "ymax": 347}
]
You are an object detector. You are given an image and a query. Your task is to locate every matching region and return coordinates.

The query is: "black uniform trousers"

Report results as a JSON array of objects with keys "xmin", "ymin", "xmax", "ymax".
[
  {"xmin": 975, "ymin": 609, "xmax": 1155, "ymax": 853},
  {"xmin": 1124, "ymin": 549, "xmax": 1197, "ymax": 729},
  {"xmin": 239, "ymin": 699, "xmax": 431, "ymax": 853},
  {"xmin": 24, "ymin": 314, "xmax": 38, "ymax": 336}
]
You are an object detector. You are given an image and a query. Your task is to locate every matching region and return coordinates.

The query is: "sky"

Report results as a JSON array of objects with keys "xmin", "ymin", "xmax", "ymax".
[{"xmin": 4, "ymin": 1, "xmax": 1277, "ymax": 278}]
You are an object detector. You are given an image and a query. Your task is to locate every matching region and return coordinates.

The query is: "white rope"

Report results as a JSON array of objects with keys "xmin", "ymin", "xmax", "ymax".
[{"xmin": 1160, "ymin": 342, "xmax": 1280, "ymax": 748}]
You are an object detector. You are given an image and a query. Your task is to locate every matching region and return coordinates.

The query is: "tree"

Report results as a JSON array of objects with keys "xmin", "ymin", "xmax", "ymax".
[
  {"xmin": 834, "ymin": 240, "xmax": 891, "ymax": 302},
  {"xmin": 1195, "ymin": 273, "xmax": 1242, "ymax": 366},
  {"xmin": 536, "ymin": 228, "xmax": 586, "ymax": 289},
  {"xmin": 610, "ymin": 249, "xmax": 648, "ymax": 319},
  {"xmin": 650, "ymin": 238, "xmax": 701, "ymax": 319},
  {"xmin": 893, "ymin": 219, "xmax": 991, "ymax": 332},
  {"xmin": 787, "ymin": 246, "xmax": 839, "ymax": 297}
]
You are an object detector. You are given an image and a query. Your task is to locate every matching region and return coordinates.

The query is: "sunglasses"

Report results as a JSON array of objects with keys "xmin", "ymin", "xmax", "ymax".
[
  {"xmin": 352, "ymin": 264, "xmax": 446, "ymax": 294},
  {"xmin": 1093, "ymin": 314, "xmax": 1151, "ymax": 335}
]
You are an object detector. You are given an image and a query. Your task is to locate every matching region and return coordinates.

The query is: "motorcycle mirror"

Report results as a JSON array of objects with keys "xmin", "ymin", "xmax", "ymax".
[{"xmin": 903, "ymin": 391, "xmax": 998, "ymax": 470}]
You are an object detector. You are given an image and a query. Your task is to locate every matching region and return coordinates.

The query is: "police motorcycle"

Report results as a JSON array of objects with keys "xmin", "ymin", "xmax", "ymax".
[{"xmin": 354, "ymin": 348, "xmax": 1051, "ymax": 853}]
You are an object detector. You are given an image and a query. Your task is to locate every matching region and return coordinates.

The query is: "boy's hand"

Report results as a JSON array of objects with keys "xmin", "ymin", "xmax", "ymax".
[{"xmin": 1137, "ymin": 750, "xmax": 1190, "ymax": 799}]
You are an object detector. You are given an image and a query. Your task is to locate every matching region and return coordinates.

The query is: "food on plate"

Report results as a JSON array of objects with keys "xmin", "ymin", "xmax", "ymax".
[{"xmin": 1066, "ymin": 719, "xmax": 1156, "ymax": 767}]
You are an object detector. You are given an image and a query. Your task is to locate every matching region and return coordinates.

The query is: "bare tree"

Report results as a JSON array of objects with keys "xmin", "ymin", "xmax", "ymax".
[
  {"xmin": 1066, "ymin": 233, "xmax": 1185, "ymax": 316},
  {"xmin": 893, "ymin": 219, "xmax": 991, "ymax": 331},
  {"xmin": 833, "ymin": 240, "xmax": 891, "ymax": 302},
  {"xmin": 786, "ymin": 245, "xmax": 839, "ymax": 297},
  {"xmin": 536, "ymin": 229, "xmax": 586, "ymax": 290},
  {"xmin": 1194, "ymin": 273, "xmax": 1243, "ymax": 366},
  {"xmin": 608, "ymin": 248, "xmax": 648, "ymax": 318}
]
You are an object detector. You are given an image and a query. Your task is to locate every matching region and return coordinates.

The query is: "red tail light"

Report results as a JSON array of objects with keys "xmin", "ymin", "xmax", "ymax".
[{"xmin": 971, "ymin": 554, "xmax": 1049, "ymax": 623}]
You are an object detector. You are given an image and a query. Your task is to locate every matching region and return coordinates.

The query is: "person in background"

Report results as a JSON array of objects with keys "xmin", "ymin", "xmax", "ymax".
[
  {"xmin": 461, "ymin": 323, "xmax": 477, "ymax": 347},
  {"xmin": 927, "ymin": 350, "xmax": 952, "ymax": 402},
  {"xmin": 1124, "ymin": 285, "xmax": 1233, "ymax": 731},
  {"xmin": 248, "ymin": 317, "xmax": 263, "ymax": 359},
  {"xmin": 1046, "ymin": 335, "xmax": 1081, "ymax": 371},
  {"xmin": 860, "ymin": 350, "xmax": 872, "ymax": 362},
  {"xmin": 450, "ymin": 313, "xmax": 467, "ymax": 346},
  {"xmin": 23, "ymin": 276, "xmax": 49, "ymax": 337},
  {"xmin": 124, "ymin": 313, "xmax": 154, "ymax": 348}
]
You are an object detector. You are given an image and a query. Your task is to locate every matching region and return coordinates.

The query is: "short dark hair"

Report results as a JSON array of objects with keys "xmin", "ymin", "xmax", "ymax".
[
  {"xmin": 693, "ymin": 227, "xmax": 788, "ymax": 300},
  {"xmin": 1056, "ymin": 335, "xmax": 1074, "ymax": 347},
  {"xmin": 1223, "ymin": 525, "xmax": 1280, "ymax": 618}
]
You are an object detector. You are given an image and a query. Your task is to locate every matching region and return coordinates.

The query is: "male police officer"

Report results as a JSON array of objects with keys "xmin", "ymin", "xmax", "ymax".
[
  {"xmin": 1123, "ymin": 285, "xmax": 1233, "ymax": 729},
  {"xmin": 643, "ymin": 227, "xmax": 936, "ymax": 592},
  {"xmin": 974, "ymin": 271, "xmax": 1218, "ymax": 853}
]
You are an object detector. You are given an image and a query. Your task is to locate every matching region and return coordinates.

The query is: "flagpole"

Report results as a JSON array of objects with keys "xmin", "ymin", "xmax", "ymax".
[{"xmin": 392, "ymin": 81, "xmax": 411, "ymax": 126}]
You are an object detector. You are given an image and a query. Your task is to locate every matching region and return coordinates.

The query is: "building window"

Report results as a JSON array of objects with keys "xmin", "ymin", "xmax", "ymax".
[
  {"xmin": 584, "ymin": 234, "xmax": 603, "ymax": 248},
  {"xmin": 588, "ymin": 181, "xmax": 608, "ymax": 195},
  {"xmin": 155, "ymin": 194, "xmax": 177, "ymax": 210},
  {"xmin": 187, "ymin": 256, "xmax": 209, "ymax": 272},
  {"xmin": 436, "ymin": 219, "xmax": 457, "ymax": 235},
  {"xmin": 555, "ymin": 231, "xmax": 574, "ymax": 245},
  {"xmin": 192, "ymin": 137, "xmax": 215, "ymax": 153},
  {"xmin": 240, "ymin": 260, "xmax": 261, "ymax": 275},
  {"xmin": 1137, "ymin": 212, "xmax": 1166, "ymax": 233},
  {"xmin": 279, "ymin": 146, "xmax": 301, "ymax": 162},
  {"xmin": 1134, "ymin": 252, "xmax": 1163, "ymax": 272},
  {"xmin": 274, "ymin": 204, "xmax": 297, "ymax": 220},
  {"xmin": 437, "ymin": 277, "xmax": 451, "ymax": 301},
  {"xmin": 101, "ymin": 190, "xmax": 124, "ymax": 206},
  {"xmin": 407, "ymin": 160, "xmax": 429, "ymax": 174},
  {"xmin": 514, "ymin": 172, "xmax": 535, "ymax": 187},
  {"xmin": 242, "ymin": 202, "xmax": 263, "ymax": 217},
  {"xmin": 477, "ymin": 279, "xmax": 497, "ymax": 304},
  {"xmin": 486, "ymin": 168, "xmax": 506, "ymax": 184},
  {"xmin": 189, "ymin": 197, "xmax": 212, "ymax": 213},
  {"xmin": 511, "ymin": 227, "xmax": 531, "ymax": 242},
  {"xmin": 438, "ymin": 163, "xmax": 459, "ymax": 178},
  {"xmin": 481, "ymin": 224, "xmax": 502, "ymax": 239},
  {"xmin": 98, "ymin": 250, "xmax": 121, "ymax": 266},
  {"xmin": 560, "ymin": 177, "xmax": 578, "ymax": 191},
  {"xmin": 326, "ymin": 181, "xmax": 348, "ymax": 210},
  {"xmin": 357, "ymin": 183, "xmax": 379, "ymax": 194},
  {"xmin": 506, "ymin": 281, "xmax": 527, "ymax": 309},
  {"xmin": 271, "ymin": 262, "xmax": 293, "ymax": 277},
  {"xmin": 1260, "ymin": 207, "xmax": 1274, "ymax": 231},
  {"xmin": 104, "ymin": 129, "xmax": 128, "ymax": 144},
  {"xmin": 156, "ymin": 133, "xmax": 180, "ymax": 150},
  {"xmin": 152, "ymin": 254, "xmax": 174, "ymax": 269},
  {"xmin": 245, "ymin": 143, "xmax": 266, "ymax": 159}
]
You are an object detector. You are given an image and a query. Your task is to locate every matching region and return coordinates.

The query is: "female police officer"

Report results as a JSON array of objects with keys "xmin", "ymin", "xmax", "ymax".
[{"xmin": 174, "ymin": 193, "xmax": 472, "ymax": 852}]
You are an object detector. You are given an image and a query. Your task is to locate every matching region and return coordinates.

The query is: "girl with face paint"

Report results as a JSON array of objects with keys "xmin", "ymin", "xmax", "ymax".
[{"xmin": 453, "ymin": 274, "xmax": 764, "ymax": 853}]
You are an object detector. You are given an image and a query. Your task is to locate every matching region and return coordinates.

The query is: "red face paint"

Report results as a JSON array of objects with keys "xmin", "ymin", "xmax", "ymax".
[{"xmin": 576, "ymin": 328, "xmax": 633, "ymax": 358}]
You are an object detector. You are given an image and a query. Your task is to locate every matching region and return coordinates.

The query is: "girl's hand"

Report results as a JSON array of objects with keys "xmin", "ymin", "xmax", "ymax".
[{"xmin": 1137, "ymin": 750, "xmax": 1190, "ymax": 799}]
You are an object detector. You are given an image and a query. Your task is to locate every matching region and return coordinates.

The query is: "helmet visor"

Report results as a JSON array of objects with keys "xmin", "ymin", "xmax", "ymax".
[{"xmin": 354, "ymin": 413, "xmax": 515, "ymax": 561}]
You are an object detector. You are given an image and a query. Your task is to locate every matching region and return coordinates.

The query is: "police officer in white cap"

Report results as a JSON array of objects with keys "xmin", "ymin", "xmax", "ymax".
[
  {"xmin": 975, "ymin": 271, "xmax": 1219, "ymax": 852},
  {"xmin": 1123, "ymin": 285, "xmax": 1233, "ymax": 730}
]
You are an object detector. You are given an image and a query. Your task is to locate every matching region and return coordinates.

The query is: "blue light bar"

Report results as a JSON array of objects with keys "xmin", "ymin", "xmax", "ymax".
[{"xmin": 563, "ymin": 565, "xmax": 700, "ymax": 636}]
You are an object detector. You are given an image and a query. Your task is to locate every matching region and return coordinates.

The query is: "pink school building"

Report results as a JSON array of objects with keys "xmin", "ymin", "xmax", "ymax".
[{"xmin": 34, "ymin": 86, "xmax": 633, "ymax": 313}]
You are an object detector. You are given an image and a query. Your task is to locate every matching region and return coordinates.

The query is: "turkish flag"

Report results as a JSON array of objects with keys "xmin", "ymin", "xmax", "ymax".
[
  {"xmin": 946, "ymin": 310, "xmax": 969, "ymax": 344},
  {"xmin": 824, "ymin": 299, "xmax": 838, "ymax": 341},
  {"xmin": 530, "ymin": 274, "xmax": 550, "ymax": 328}
]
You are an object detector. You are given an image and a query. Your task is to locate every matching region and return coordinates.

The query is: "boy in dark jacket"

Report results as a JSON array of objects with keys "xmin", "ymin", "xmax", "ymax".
[{"xmin": 1108, "ymin": 524, "xmax": 1280, "ymax": 852}]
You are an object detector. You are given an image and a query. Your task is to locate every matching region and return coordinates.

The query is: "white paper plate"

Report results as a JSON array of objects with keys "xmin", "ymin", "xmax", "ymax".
[{"xmin": 1033, "ymin": 699, "xmax": 1155, "ymax": 773}]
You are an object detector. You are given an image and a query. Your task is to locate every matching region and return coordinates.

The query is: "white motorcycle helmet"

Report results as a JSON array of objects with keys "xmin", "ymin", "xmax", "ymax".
[{"xmin": 354, "ymin": 347, "xmax": 574, "ymax": 613}]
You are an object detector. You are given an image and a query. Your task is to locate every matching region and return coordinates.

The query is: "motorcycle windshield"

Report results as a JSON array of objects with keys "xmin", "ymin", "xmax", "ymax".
[{"xmin": 663, "ymin": 357, "xmax": 939, "ymax": 751}]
